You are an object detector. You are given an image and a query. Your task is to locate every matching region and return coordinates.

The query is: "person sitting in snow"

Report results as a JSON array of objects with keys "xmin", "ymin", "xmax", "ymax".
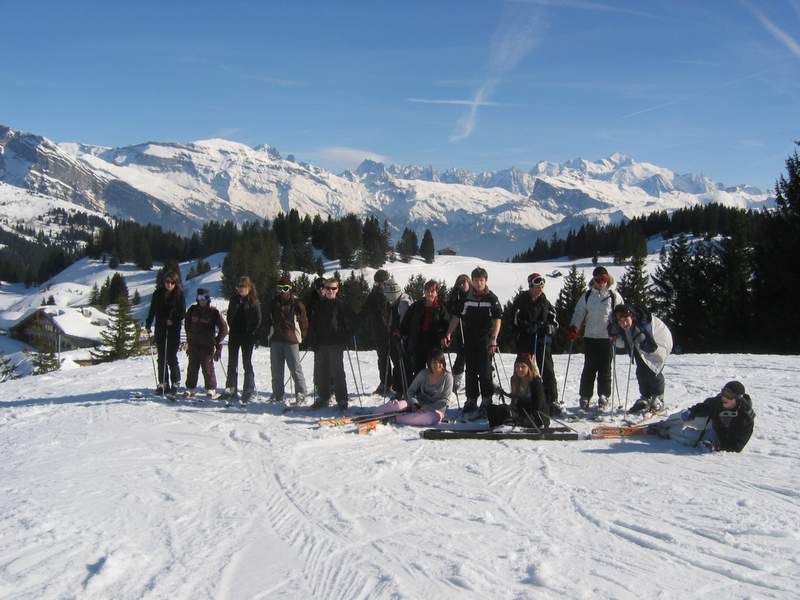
[
  {"xmin": 184, "ymin": 288, "xmax": 228, "ymax": 399},
  {"xmin": 371, "ymin": 349, "xmax": 452, "ymax": 427},
  {"xmin": 607, "ymin": 304, "xmax": 673, "ymax": 414},
  {"xmin": 651, "ymin": 381, "xmax": 755, "ymax": 452},
  {"xmin": 507, "ymin": 353, "xmax": 550, "ymax": 429}
]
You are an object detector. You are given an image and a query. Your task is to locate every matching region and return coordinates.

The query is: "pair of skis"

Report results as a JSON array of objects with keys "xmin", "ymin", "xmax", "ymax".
[{"xmin": 318, "ymin": 410, "xmax": 408, "ymax": 435}]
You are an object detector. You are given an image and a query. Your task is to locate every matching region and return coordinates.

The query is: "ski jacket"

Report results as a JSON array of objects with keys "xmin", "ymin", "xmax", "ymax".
[
  {"xmin": 570, "ymin": 278, "xmax": 623, "ymax": 339},
  {"xmin": 226, "ymin": 295, "xmax": 262, "ymax": 340},
  {"xmin": 687, "ymin": 394, "xmax": 755, "ymax": 452},
  {"xmin": 146, "ymin": 287, "xmax": 186, "ymax": 332},
  {"xmin": 405, "ymin": 368, "xmax": 452, "ymax": 412},
  {"xmin": 510, "ymin": 376, "xmax": 550, "ymax": 429},
  {"xmin": 307, "ymin": 297, "xmax": 357, "ymax": 347},
  {"xmin": 445, "ymin": 287, "xmax": 469, "ymax": 347},
  {"xmin": 610, "ymin": 309, "xmax": 673, "ymax": 375},
  {"xmin": 360, "ymin": 285, "xmax": 392, "ymax": 340},
  {"xmin": 399, "ymin": 298, "xmax": 450, "ymax": 357},
  {"xmin": 265, "ymin": 294, "xmax": 308, "ymax": 345},
  {"xmin": 185, "ymin": 303, "xmax": 228, "ymax": 352},
  {"xmin": 511, "ymin": 291, "xmax": 557, "ymax": 349},
  {"xmin": 456, "ymin": 288, "xmax": 502, "ymax": 346}
]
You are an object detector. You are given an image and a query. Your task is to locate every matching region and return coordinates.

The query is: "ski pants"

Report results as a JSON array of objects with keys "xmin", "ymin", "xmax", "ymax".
[
  {"xmin": 226, "ymin": 335, "xmax": 255, "ymax": 393},
  {"xmin": 660, "ymin": 416, "xmax": 716, "ymax": 448},
  {"xmin": 314, "ymin": 344, "xmax": 348, "ymax": 407},
  {"xmin": 270, "ymin": 341, "xmax": 307, "ymax": 401},
  {"xmin": 389, "ymin": 338, "xmax": 409, "ymax": 396},
  {"xmin": 376, "ymin": 342, "xmax": 393, "ymax": 387},
  {"xmin": 579, "ymin": 338, "xmax": 613, "ymax": 398},
  {"xmin": 375, "ymin": 399, "xmax": 443, "ymax": 427},
  {"xmin": 154, "ymin": 326, "xmax": 181, "ymax": 387},
  {"xmin": 635, "ymin": 351, "xmax": 665, "ymax": 398},
  {"xmin": 186, "ymin": 347, "xmax": 217, "ymax": 390},
  {"xmin": 464, "ymin": 342, "xmax": 494, "ymax": 403}
]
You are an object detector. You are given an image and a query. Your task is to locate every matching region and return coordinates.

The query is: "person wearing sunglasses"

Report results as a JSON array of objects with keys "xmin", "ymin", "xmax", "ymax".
[
  {"xmin": 306, "ymin": 277, "xmax": 357, "ymax": 410},
  {"xmin": 651, "ymin": 381, "xmax": 755, "ymax": 452},
  {"xmin": 265, "ymin": 275, "xmax": 308, "ymax": 405},
  {"xmin": 223, "ymin": 276, "xmax": 262, "ymax": 403},
  {"xmin": 183, "ymin": 288, "xmax": 228, "ymax": 400},
  {"xmin": 145, "ymin": 270, "xmax": 186, "ymax": 396},
  {"xmin": 510, "ymin": 272, "xmax": 562, "ymax": 415},
  {"xmin": 568, "ymin": 266, "xmax": 624, "ymax": 412}
]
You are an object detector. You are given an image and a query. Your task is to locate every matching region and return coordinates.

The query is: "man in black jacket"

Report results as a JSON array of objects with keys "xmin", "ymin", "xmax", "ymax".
[
  {"xmin": 652, "ymin": 381, "xmax": 756, "ymax": 452},
  {"xmin": 510, "ymin": 272, "xmax": 561, "ymax": 415},
  {"xmin": 307, "ymin": 278, "xmax": 357, "ymax": 410},
  {"xmin": 360, "ymin": 269, "xmax": 393, "ymax": 394},
  {"xmin": 443, "ymin": 267, "xmax": 502, "ymax": 414}
]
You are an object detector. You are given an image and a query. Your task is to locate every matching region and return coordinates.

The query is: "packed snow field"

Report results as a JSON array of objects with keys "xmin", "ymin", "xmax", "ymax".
[{"xmin": 2, "ymin": 349, "xmax": 798, "ymax": 599}]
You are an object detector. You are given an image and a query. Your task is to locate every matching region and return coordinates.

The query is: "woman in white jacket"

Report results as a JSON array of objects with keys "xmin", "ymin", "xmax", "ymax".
[
  {"xmin": 608, "ymin": 304, "xmax": 673, "ymax": 413},
  {"xmin": 569, "ymin": 266, "xmax": 623, "ymax": 411}
]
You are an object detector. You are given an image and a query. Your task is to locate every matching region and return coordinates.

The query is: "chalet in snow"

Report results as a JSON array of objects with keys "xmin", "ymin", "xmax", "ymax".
[{"xmin": 10, "ymin": 306, "xmax": 108, "ymax": 351}]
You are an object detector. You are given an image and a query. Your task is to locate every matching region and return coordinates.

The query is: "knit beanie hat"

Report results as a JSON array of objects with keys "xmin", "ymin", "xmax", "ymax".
[
  {"xmin": 374, "ymin": 269, "xmax": 390, "ymax": 284},
  {"xmin": 592, "ymin": 266, "xmax": 609, "ymax": 277},
  {"xmin": 723, "ymin": 380, "xmax": 746, "ymax": 398},
  {"xmin": 382, "ymin": 280, "xmax": 401, "ymax": 303}
]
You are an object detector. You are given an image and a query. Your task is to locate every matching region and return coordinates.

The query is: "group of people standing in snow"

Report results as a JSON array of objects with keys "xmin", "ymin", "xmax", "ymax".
[{"xmin": 143, "ymin": 264, "xmax": 755, "ymax": 452}]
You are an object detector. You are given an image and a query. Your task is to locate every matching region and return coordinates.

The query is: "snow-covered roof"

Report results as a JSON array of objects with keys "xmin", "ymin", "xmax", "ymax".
[{"xmin": 11, "ymin": 306, "xmax": 107, "ymax": 342}]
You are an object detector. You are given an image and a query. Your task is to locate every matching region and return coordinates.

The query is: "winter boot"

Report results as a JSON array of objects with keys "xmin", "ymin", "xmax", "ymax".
[
  {"xmin": 183, "ymin": 388, "xmax": 196, "ymax": 399},
  {"xmin": 336, "ymin": 398, "xmax": 349, "ymax": 412},
  {"xmin": 628, "ymin": 398, "xmax": 650, "ymax": 414},
  {"xmin": 579, "ymin": 396, "xmax": 590, "ymax": 411},
  {"xmin": 597, "ymin": 395, "xmax": 610, "ymax": 412},
  {"xmin": 219, "ymin": 388, "xmax": 236, "ymax": 400},
  {"xmin": 462, "ymin": 398, "xmax": 479, "ymax": 414},
  {"xmin": 310, "ymin": 397, "xmax": 331, "ymax": 410},
  {"xmin": 206, "ymin": 389, "xmax": 218, "ymax": 400},
  {"xmin": 372, "ymin": 383, "xmax": 386, "ymax": 395},
  {"xmin": 294, "ymin": 392, "xmax": 306, "ymax": 406},
  {"xmin": 648, "ymin": 396, "xmax": 664, "ymax": 413},
  {"xmin": 241, "ymin": 390, "xmax": 254, "ymax": 404},
  {"xmin": 155, "ymin": 383, "xmax": 166, "ymax": 396},
  {"xmin": 478, "ymin": 397, "xmax": 493, "ymax": 417},
  {"xmin": 549, "ymin": 399, "xmax": 564, "ymax": 417}
]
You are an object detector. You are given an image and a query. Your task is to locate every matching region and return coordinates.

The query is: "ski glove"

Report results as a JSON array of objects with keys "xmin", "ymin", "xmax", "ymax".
[
  {"xmin": 681, "ymin": 409, "xmax": 693, "ymax": 422},
  {"xmin": 567, "ymin": 325, "xmax": 580, "ymax": 341}
]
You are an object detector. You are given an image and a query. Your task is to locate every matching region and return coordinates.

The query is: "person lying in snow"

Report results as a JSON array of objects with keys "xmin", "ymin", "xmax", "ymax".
[
  {"xmin": 371, "ymin": 350, "xmax": 452, "ymax": 426},
  {"xmin": 650, "ymin": 381, "xmax": 755, "ymax": 452}
]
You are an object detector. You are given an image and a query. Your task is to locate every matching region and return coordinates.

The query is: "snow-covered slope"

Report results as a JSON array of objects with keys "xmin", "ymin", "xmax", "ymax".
[
  {"xmin": 1, "ymin": 124, "xmax": 772, "ymax": 259},
  {"xmin": 1, "ymin": 350, "xmax": 798, "ymax": 598}
]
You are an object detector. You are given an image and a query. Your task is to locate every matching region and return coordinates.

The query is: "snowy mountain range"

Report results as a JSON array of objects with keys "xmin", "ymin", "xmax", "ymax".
[{"xmin": 0, "ymin": 124, "xmax": 772, "ymax": 259}]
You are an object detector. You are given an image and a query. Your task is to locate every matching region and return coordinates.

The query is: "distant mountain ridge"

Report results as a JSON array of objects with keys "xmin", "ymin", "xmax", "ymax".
[{"xmin": 0, "ymin": 124, "xmax": 772, "ymax": 259}]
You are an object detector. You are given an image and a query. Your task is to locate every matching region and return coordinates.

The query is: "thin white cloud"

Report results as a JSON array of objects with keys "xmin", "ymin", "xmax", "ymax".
[
  {"xmin": 619, "ymin": 99, "xmax": 681, "ymax": 120},
  {"xmin": 407, "ymin": 97, "xmax": 507, "ymax": 107},
  {"xmin": 211, "ymin": 127, "xmax": 242, "ymax": 139},
  {"xmin": 310, "ymin": 146, "xmax": 389, "ymax": 172},
  {"xmin": 449, "ymin": 5, "xmax": 545, "ymax": 142},
  {"xmin": 742, "ymin": 1, "xmax": 800, "ymax": 60},
  {"xmin": 510, "ymin": 0, "xmax": 656, "ymax": 18}
]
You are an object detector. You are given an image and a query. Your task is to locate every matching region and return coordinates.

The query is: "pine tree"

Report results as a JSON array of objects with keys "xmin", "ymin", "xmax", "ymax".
[
  {"xmin": 715, "ymin": 214, "xmax": 753, "ymax": 351},
  {"xmin": 617, "ymin": 250, "xmax": 652, "ymax": 312},
  {"xmin": 753, "ymin": 141, "xmax": 800, "ymax": 352},
  {"xmin": 651, "ymin": 236, "xmax": 692, "ymax": 346},
  {"xmin": 420, "ymin": 229, "xmax": 435, "ymax": 263},
  {"xmin": 553, "ymin": 265, "xmax": 587, "ymax": 353},
  {"xmin": 88, "ymin": 283, "xmax": 100, "ymax": 306},
  {"xmin": 403, "ymin": 274, "xmax": 427, "ymax": 301},
  {"xmin": 0, "ymin": 354, "xmax": 19, "ymax": 382},
  {"xmin": 27, "ymin": 319, "xmax": 61, "ymax": 375},
  {"xmin": 396, "ymin": 228, "xmax": 418, "ymax": 263},
  {"xmin": 90, "ymin": 295, "xmax": 143, "ymax": 362},
  {"xmin": 132, "ymin": 289, "xmax": 141, "ymax": 305}
]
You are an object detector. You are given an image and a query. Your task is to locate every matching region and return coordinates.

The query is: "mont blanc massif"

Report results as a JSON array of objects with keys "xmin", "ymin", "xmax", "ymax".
[{"xmin": 0, "ymin": 124, "xmax": 771, "ymax": 258}]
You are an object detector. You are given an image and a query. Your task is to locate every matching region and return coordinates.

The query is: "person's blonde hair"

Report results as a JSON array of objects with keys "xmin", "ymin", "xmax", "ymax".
[{"xmin": 236, "ymin": 276, "xmax": 259, "ymax": 304}]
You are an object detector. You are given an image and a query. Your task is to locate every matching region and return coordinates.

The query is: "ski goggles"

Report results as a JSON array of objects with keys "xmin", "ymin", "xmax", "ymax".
[
  {"xmin": 718, "ymin": 410, "xmax": 739, "ymax": 418},
  {"xmin": 721, "ymin": 391, "xmax": 742, "ymax": 401},
  {"xmin": 277, "ymin": 284, "xmax": 292, "ymax": 292},
  {"xmin": 197, "ymin": 294, "xmax": 210, "ymax": 302},
  {"xmin": 528, "ymin": 277, "xmax": 545, "ymax": 287}
]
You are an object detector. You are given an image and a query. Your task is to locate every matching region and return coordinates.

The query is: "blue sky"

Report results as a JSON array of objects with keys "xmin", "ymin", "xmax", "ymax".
[{"xmin": 2, "ymin": 0, "xmax": 799, "ymax": 190}]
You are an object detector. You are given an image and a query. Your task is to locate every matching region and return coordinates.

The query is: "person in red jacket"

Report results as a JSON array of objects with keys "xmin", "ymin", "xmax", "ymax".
[{"xmin": 184, "ymin": 288, "xmax": 228, "ymax": 399}]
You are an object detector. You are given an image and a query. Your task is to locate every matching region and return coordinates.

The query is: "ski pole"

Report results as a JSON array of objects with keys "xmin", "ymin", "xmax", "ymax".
[
  {"xmin": 496, "ymin": 350, "xmax": 511, "ymax": 390},
  {"xmin": 284, "ymin": 350, "xmax": 308, "ymax": 389},
  {"xmin": 611, "ymin": 339, "xmax": 620, "ymax": 413},
  {"xmin": 532, "ymin": 331, "xmax": 539, "ymax": 372},
  {"xmin": 396, "ymin": 342, "xmax": 410, "ymax": 401},
  {"xmin": 382, "ymin": 346, "xmax": 391, "ymax": 403},
  {"xmin": 624, "ymin": 347, "xmax": 633, "ymax": 412},
  {"xmin": 353, "ymin": 336, "xmax": 366, "ymax": 398},
  {"xmin": 560, "ymin": 339, "xmax": 573, "ymax": 407},
  {"xmin": 345, "ymin": 348, "xmax": 363, "ymax": 408},
  {"xmin": 444, "ymin": 349, "xmax": 461, "ymax": 410},
  {"xmin": 144, "ymin": 328, "xmax": 158, "ymax": 388}
]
